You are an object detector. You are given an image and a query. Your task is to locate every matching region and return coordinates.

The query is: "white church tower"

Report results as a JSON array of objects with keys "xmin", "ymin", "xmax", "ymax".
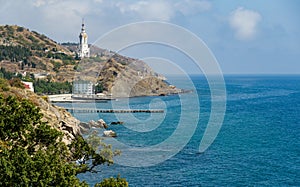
[{"xmin": 78, "ymin": 20, "xmax": 90, "ymax": 58}]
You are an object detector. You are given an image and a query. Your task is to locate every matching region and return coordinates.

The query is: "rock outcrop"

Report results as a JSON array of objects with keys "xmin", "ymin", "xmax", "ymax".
[
  {"xmin": 97, "ymin": 57, "xmax": 182, "ymax": 97},
  {"xmin": 103, "ymin": 130, "xmax": 117, "ymax": 137},
  {"xmin": 2, "ymin": 86, "xmax": 81, "ymax": 144},
  {"xmin": 79, "ymin": 119, "xmax": 108, "ymax": 134},
  {"xmin": 110, "ymin": 121, "xmax": 124, "ymax": 125}
]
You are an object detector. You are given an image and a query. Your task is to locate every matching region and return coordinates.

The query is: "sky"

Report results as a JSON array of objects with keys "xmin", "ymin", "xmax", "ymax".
[{"xmin": 0, "ymin": 0, "xmax": 300, "ymax": 74}]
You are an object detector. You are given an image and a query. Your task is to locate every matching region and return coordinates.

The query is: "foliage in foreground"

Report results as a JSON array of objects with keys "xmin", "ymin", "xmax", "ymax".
[
  {"xmin": 95, "ymin": 175, "xmax": 128, "ymax": 187},
  {"xmin": 0, "ymin": 92, "xmax": 127, "ymax": 186}
]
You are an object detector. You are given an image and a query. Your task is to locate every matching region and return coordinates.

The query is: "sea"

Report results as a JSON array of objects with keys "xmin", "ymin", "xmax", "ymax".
[{"xmin": 56, "ymin": 75, "xmax": 300, "ymax": 186}]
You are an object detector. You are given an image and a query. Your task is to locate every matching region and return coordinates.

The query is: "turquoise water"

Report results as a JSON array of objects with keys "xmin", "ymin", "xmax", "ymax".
[{"xmin": 57, "ymin": 75, "xmax": 300, "ymax": 186}]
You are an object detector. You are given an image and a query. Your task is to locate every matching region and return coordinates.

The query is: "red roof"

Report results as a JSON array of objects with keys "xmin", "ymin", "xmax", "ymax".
[{"xmin": 23, "ymin": 84, "xmax": 30, "ymax": 89}]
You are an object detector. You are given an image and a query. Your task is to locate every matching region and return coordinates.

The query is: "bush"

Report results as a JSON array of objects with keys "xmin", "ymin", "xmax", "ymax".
[
  {"xmin": 0, "ymin": 95, "xmax": 87, "ymax": 186},
  {"xmin": 94, "ymin": 175, "xmax": 128, "ymax": 187},
  {"xmin": 0, "ymin": 68, "xmax": 13, "ymax": 80},
  {"xmin": 0, "ymin": 94, "xmax": 126, "ymax": 186},
  {"xmin": 0, "ymin": 78, "xmax": 9, "ymax": 91},
  {"xmin": 53, "ymin": 61, "xmax": 62, "ymax": 72},
  {"xmin": 95, "ymin": 83, "xmax": 104, "ymax": 93},
  {"xmin": 8, "ymin": 78, "xmax": 25, "ymax": 89},
  {"xmin": 16, "ymin": 26, "xmax": 24, "ymax": 32},
  {"xmin": 33, "ymin": 79, "xmax": 72, "ymax": 94}
]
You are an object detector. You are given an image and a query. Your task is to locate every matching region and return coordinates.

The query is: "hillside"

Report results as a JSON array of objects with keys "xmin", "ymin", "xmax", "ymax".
[
  {"xmin": 0, "ymin": 78, "xmax": 80, "ymax": 144},
  {"xmin": 97, "ymin": 57, "xmax": 180, "ymax": 97},
  {"xmin": 0, "ymin": 25, "xmax": 181, "ymax": 97},
  {"xmin": 0, "ymin": 25, "xmax": 76, "ymax": 82}
]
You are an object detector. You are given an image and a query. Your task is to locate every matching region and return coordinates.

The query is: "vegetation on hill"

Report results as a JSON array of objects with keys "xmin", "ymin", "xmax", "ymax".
[
  {"xmin": 0, "ymin": 25, "xmax": 76, "ymax": 79},
  {"xmin": 0, "ymin": 24, "xmax": 178, "ymax": 97},
  {"xmin": 0, "ymin": 67, "xmax": 72, "ymax": 94},
  {"xmin": 33, "ymin": 79, "xmax": 72, "ymax": 94},
  {"xmin": 0, "ymin": 79, "xmax": 128, "ymax": 186},
  {"xmin": 0, "ymin": 45, "xmax": 31, "ymax": 62},
  {"xmin": 0, "ymin": 67, "xmax": 16, "ymax": 79}
]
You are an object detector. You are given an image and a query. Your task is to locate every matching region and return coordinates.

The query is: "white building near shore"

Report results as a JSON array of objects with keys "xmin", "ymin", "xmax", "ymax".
[{"xmin": 72, "ymin": 80, "xmax": 94, "ymax": 95}]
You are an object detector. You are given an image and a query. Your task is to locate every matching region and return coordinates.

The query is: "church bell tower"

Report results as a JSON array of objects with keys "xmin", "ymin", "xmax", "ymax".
[{"xmin": 78, "ymin": 19, "xmax": 90, "ymax": 58}]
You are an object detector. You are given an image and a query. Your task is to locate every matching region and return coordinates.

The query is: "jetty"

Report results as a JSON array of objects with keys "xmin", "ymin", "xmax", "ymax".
[
  {"xmin": 65, "ymin": 108, "xmax": 164, "ymax": 113},
  {"xmin": 48, "ymin": 94, "xmax": 114, "ymax": 103}
]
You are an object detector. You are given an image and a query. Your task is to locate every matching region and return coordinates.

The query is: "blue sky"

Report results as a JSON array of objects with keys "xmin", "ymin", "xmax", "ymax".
[{"xmin": 0, "ymin": 0, "xmax": 300, "ymax": 74}]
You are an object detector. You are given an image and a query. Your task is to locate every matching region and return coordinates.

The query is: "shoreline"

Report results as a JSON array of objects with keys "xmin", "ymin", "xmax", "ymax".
[
  {"xmin": 48, "ymin": 94, "xmax": 112, "ymax": 103},
  {"xmin": 47, "ymin": 89, "xmax": 193, "ymax": 103}
]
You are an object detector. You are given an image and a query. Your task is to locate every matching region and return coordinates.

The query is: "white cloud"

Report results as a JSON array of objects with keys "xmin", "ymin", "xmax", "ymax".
[
  {"xmin": 31, "ymin": 0, "xmax": 212, "ymax": 23},
  {"xmin": 93, "ymin": 0, "xmax": 103, "ymax": 3},
  {"xmin": 116, "ymin": 0, "xmax": 211, "ymax": 21},
  {"xmin": 117, "ymin": 1, "xmax": 174, "ymax": 21},
  {"xmin": 175, "ymin": 0, "xmax": 211, "ymax": 16},
  {"xmin": 1, "ymin": 0, "xmax": 213, "ymax": 42},
  {"xmin": 33, "ymin": 0, "xmax": 46, "ymax": 7},
  {"xmin": 229, "ymin": 7, "xmax": 262, "ymax": 40},
  {"xmin": 33, "ymin": 0, "xmax": 59, "ymax": 7}
]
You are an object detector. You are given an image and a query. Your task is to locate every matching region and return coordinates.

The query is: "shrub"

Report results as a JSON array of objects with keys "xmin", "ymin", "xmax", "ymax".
[
  {"xmin": 8, "ymin": 78, "xmax": 25, "ymax": 89},
  {"xmin": 94, "ymin": 175, "xmax": 128, "ymax": 187},
  {"xmin": 16, "ymin": 26, "xmax": 24, "ymax": 32},
  {"xmin": 0, "ymin": 78, "xmax": 9, "ymax": 91},
  {"xmin": 0, "ymin": 94, "xmax": 126, "ymax": 186}
]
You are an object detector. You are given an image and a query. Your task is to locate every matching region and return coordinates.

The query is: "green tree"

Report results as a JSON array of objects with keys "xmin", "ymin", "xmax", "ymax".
[
  {"xmin": 0, "ymin": 95, "xmax": 85, "ymax": 186},
  {"xmin": 0, "ymin": 78, "xmax": 9, "ymax": 91},
  {"xmin": 0, "ymin": 68, "xmax": 13, "ymax": 80},
  {"xmin": 95, "ymin": 83, "xmax": 104, "ymax": 93},
  {"xmin": 94, "ymin": 175, "xmax": 128, "ymax": 187},
  {"xmin": 0, "ymin": 45, "xmax": 31, "ymax": 62},
  {"xmin": 0, "ymin": 93, "xmax": 127, "ymax": 186},
  {"xmin": 33, "ymin": 79, "xmax": 72, "ymax": 94}
]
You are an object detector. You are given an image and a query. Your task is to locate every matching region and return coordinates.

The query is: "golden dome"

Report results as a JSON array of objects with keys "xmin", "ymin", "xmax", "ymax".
[{"xmin": 79, "ymin": 32, "xmax": 88, "ymax": 38}]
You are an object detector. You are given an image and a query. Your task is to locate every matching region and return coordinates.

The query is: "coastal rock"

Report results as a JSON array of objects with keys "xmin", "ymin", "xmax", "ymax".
[
  {"xmin": 103, "ymin": 130, "xmax": 117, "ymax": 137},
  {"xmin": 98, "ymin": 57, "xmax": 181, "ymax": 97},
  {"xmin": 5, "ymin": 87, "xmax": 81, "ymax": 145},
  {"xmin": 97, "ymin": 119, "xmax": 108, "ymax": 128},
  {"xmin": 110, "ymin": 121, "xmax": 124, "ymax": 125},
  {"xmin": 88, "ymin": 119, "xmax": 108, "ymax": 129},
  {"xmin": 60, "ymin": 120, "xmax": 76, "ymax": 138},
  {"xmin": 79, "ymin": 121, "xmax": 90, "ymax": 129},
  {"xmin": 78, "ymin": 122, "xmax": 91, "ymax": 134},
  {"xmin": 79, "ymin": 119, "xmax": 108, "ymax": 134},
  {"xmin": 88, "ymin": 120, "xmax": 97, "ymax": 127}
]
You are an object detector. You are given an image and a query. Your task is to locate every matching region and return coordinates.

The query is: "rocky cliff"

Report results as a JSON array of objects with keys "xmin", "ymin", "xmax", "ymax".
[
  {"xmin": 97, "ymin": 57, "xmax": 181, "ymax": 97},
  {"xmin": 0, "ymin": 82, "xmax": 80, "ymax": 144}
]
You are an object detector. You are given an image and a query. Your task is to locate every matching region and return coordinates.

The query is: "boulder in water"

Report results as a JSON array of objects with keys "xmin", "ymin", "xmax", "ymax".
[
  {"xmin": 103, "ymin": 130, "xmax": 117, "ymax": 137},
  {"xmin": 110, "ymin": 121, "xmax": 124, "ymax": 125},
  {"xmin": 88, "ymin": 119, "xmax": 108, "ymax": 129}
]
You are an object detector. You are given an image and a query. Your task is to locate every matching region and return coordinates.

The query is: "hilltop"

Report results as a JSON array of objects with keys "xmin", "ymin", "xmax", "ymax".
[
  {"xmin": 0, "ymin": 25, "xmax": 76, "ymax": 82},
  {"xmin": 0, "ymin": 25, "xmax": 181, "ymax": 97}
]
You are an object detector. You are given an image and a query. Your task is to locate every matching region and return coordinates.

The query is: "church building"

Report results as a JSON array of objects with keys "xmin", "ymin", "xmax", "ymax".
[{"xmin": 78, "ymin": 20, "xmax": 90, "ymax": 58}]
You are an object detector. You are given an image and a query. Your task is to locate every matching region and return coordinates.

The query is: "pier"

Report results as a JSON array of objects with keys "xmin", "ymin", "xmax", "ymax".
[
  {"xmin": 65, "ymin": 108, "xmax": 164, "ymax": 113},
  {"xmin": 48, "ymin": 94, "xmax": 113, "ymax": 103}
]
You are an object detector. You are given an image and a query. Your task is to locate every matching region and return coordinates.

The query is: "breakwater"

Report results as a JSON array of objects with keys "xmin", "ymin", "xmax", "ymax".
[{"xmin": 65, "ymin": 108, "xmax": 164, "ymax": 113}]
